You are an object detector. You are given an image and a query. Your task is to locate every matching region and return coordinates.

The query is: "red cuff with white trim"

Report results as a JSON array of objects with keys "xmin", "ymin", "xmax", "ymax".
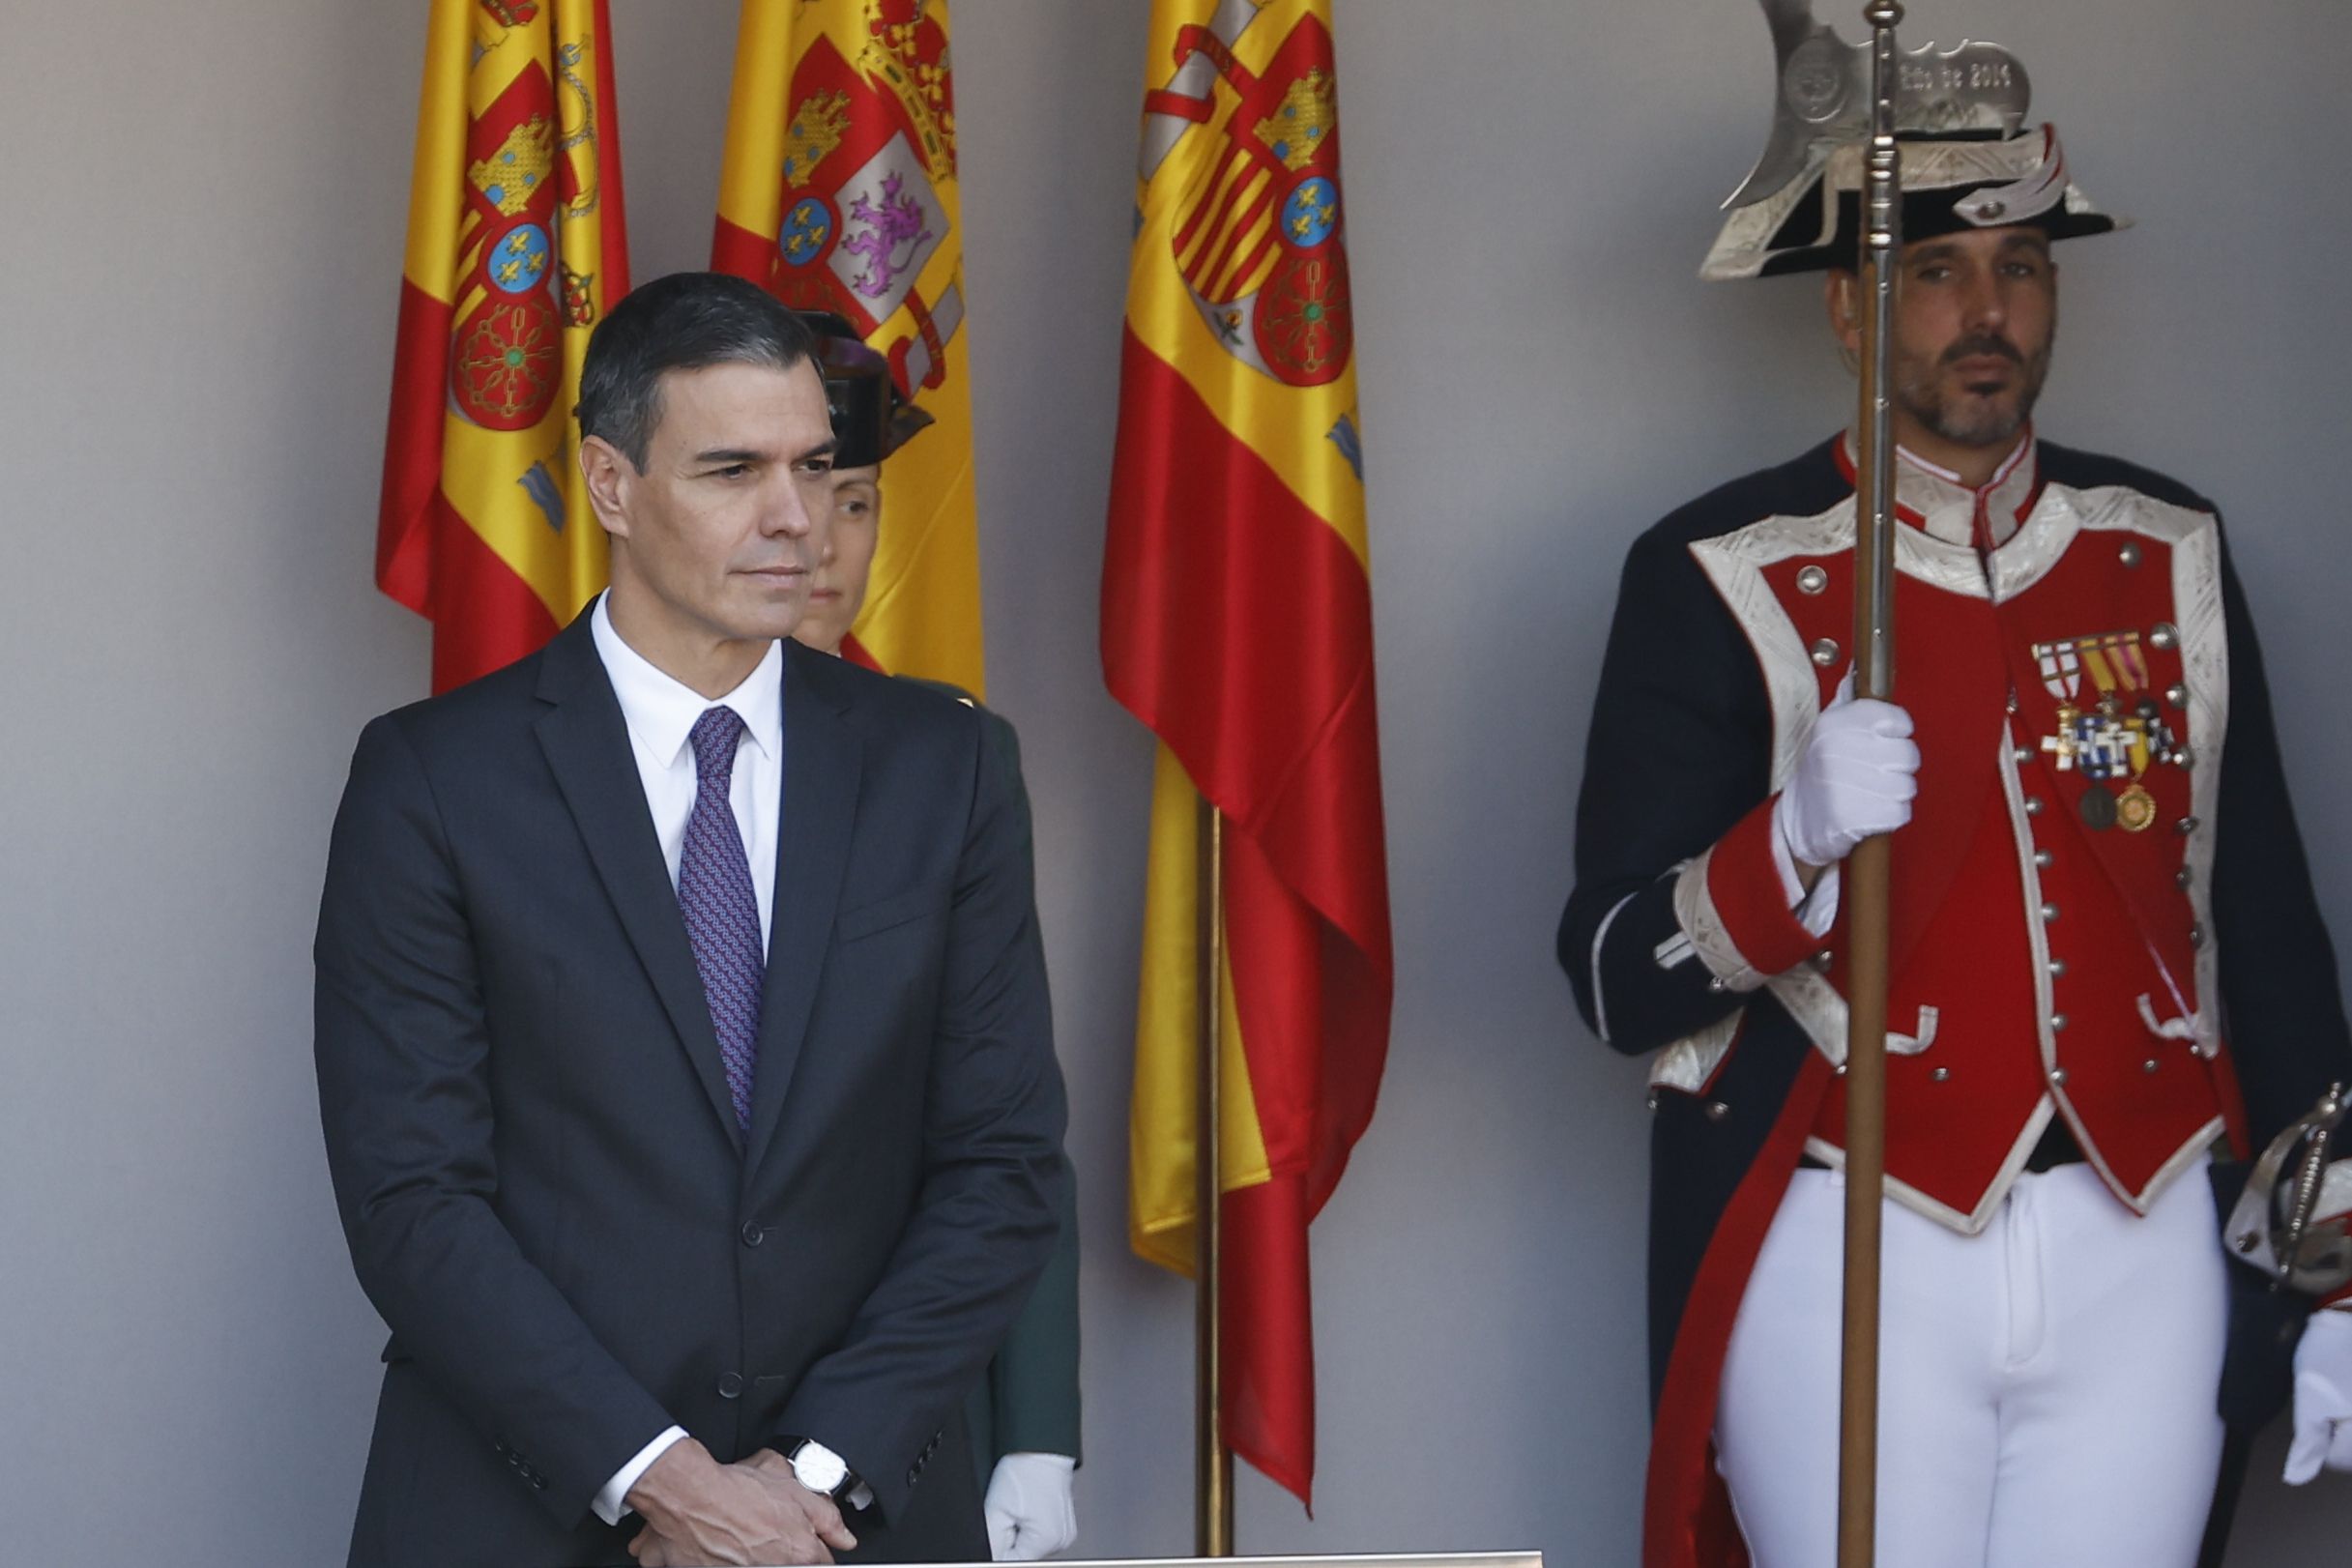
[{"xmin": 1706, "ymin": 798, "xmax": 1830, "ymax": 979}]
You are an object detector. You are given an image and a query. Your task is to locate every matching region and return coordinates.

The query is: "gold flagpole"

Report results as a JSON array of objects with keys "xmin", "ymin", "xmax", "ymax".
[
  {"xmin": 1196, "ymin": 801, "xmax": 1234, "ymax": 1557},
  {"xmin": 1839, "ymin": 5, "xmax": 1903, "ymax": 1565}
]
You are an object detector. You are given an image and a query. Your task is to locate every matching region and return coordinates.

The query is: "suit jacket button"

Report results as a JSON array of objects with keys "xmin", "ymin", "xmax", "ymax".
[
  {"xmin": 740, "ymin": 1221, "xmax": 765, "ymax": 1247},
  {"xmin": 717, "ymin": 1372, "xmax": 744, "ymax": 1399}
]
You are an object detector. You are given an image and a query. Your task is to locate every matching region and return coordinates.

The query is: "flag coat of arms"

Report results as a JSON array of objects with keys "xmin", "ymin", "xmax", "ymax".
[
  {"xmin": 711, "ymin": 0, "xmax": 984, "ymax": 695},
  {"xmin": 1102, "ymin": 0, "xmax": 1390, "ymax": 1508},
  {"xmin": 377, "ymin": 0, "xmax": 629, "ymax": 694}
]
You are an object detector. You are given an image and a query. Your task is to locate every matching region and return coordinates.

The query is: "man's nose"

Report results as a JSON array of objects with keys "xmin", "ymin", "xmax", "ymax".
[
  {"xmin": 1960, "ymin": 268, "xmax": 2007, "ymax": 331},
  {"xmin": 764, "ymin": 479, "xmax": 814, "ymax": 537}
]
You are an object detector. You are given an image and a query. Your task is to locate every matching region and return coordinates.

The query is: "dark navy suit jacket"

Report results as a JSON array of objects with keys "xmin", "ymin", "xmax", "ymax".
[{"xmin": 315, "ymin": 611, "xmax": 1066, "ymax": 1568}]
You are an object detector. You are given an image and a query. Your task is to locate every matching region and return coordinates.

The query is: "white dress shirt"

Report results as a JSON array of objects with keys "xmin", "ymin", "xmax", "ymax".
[{"xmin": 586, "ymin": 593, "xmax": 784, "ymax": 1524}]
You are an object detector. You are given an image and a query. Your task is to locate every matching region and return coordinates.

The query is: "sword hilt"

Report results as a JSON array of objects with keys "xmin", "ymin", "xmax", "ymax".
[{"xmin": 2278, "ymin": 1082, "xmax": 2348, "ymax": 1291}]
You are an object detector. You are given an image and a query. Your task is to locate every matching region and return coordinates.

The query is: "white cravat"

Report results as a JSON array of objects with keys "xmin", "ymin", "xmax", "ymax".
[
  {"xmin": 1891, "ymin": 433, "xmax": 2037, "ymax": 548},
  {"xmin": 585, "ymin": 592, "xmax": 784, "ymax": 1524}
]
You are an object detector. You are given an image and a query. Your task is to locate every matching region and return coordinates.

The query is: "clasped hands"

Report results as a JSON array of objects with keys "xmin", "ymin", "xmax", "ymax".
[{"xmin": 625, "ymin": 1438, "xmax": 857, "ymax": 1566}]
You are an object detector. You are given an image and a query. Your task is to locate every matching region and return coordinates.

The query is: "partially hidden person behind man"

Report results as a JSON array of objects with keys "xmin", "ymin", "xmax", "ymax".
[
  {"xmin": 1556, "ymin": 123, "xmax": 2352, "ymax": 1567},
  {"xmin": 787, "ymin": 312, "xmax": 1083, "ymax": 1562},
  {"xmin": 314, "ymin": 271, "xmax": 1067, "ymax": 1568}
]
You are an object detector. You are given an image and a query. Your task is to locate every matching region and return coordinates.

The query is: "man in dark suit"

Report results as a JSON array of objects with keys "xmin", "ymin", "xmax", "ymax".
[{"xmin": 314, "ymin": 272, "xmax": 1067, "ymax": 1568}]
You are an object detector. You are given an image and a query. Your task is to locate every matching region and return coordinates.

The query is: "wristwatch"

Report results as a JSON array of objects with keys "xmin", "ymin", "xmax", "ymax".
[{"xmin": 784, "ymin": 1437, "xmax": 858, "ymax": 1503}]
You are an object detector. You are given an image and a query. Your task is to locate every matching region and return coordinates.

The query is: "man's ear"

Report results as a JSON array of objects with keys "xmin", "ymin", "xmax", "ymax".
[
  {"xmin": 1824, "ymin": 270, "xmax": 1863, "ymax": 357},
  {"xmin": 578, "ymin": 434, "xmax": 634, "ymax": 539}
]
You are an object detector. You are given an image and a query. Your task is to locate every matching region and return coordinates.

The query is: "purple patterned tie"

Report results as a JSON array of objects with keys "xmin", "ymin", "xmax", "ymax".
[{"xmin": 680, "ymin": 706, "xmax": 764, "ymax": 1130}]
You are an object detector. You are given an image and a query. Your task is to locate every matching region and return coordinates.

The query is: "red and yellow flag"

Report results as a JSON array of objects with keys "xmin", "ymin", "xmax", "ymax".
[
  {"xmin": 377, "ymin": 0, "xmax": 629, "ymax": 694},
  {"xmin": 1102, "ymin": 0, "xmax": 1389, "ymax": 1507},
  {"xmin": 711, "ymin": 0, "xmax": 984, "ymax": 695}
]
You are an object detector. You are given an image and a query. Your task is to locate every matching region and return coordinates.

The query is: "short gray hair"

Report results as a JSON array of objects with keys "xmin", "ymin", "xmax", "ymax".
[{"xmin": 575, "ymin": 272, "xmax": 819, "ymax": 470}]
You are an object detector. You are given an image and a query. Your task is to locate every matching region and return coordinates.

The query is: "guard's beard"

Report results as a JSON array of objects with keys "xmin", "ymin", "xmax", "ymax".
[{"xmin": 1897, "ymin": 331, "xmax": 2054, "ymax": 450}]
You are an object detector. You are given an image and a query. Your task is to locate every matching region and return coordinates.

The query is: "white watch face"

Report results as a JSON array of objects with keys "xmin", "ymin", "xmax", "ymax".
[{"xmin": 793, "ymin": 1444, "xmax": 849, "ymax": 1495}]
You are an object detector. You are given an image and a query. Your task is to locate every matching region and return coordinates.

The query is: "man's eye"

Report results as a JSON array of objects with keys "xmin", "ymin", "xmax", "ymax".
[{"xmin": 712, "ymin": 463, "xmax": 752, "ymax": 480}]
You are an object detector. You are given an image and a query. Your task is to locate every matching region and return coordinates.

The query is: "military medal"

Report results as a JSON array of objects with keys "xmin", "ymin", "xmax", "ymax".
[
  {"xmin": 2115, "ymin": 700, "xmax": 2163, "ymax": 832},
  {"xmin": 2116, "ymin": 714, "xmax": 2158, "ymax": 831},
  {"xmin": 2031, "ymin": 628, "xmax": 2169, "ymax": 834}
]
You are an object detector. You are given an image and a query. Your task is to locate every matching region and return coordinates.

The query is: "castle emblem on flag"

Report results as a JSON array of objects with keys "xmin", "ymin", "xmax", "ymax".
[
  {"xmin": 1254, "ymin": 69, "xmax": 1335, "ymax": 172},
  {"xmin": 469, "ymin": 117, "xmax": 554, "ymax": 217},
  {"xmin": 782, "ymin": 91, "xmax": 852, "ymax": 187}
]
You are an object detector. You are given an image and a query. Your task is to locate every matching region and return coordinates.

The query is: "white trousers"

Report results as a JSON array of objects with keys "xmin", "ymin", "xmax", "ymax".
[{"xmin": 1715, "ymin": 1162, "xmax": 2227, "ymax": 1568}]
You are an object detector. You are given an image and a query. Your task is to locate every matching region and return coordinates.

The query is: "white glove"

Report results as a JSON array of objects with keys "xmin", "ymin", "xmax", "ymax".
[
  {"xmin": 2285, "ymin": 1308, "xmax": 2352, "ymax": 1484},
  {"xmin": 984, "ymin": 1451, "xmax": 1077, "ymax": 1560},
  {"xmin": 1774, "ymin": 680, "xmax": 1920, "ymax": 869}
]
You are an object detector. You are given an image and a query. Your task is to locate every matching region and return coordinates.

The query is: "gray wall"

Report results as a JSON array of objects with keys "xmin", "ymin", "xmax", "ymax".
[{"xmin": 3, "ymin": 0, "xmax": 2346, "ymax": 1561}]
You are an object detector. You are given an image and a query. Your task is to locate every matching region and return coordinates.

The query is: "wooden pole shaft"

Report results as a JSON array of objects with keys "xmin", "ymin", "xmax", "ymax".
[
  {"xmin": 1196, "ymin": 802, "xmax": 1234, "ymax": 1557},
  {"xmin": 1837, "ymin": 833, "xmax": 1891, "ymax": 1566},
  {"xmin": 1841, "ymin": 9, "xmax": 1904, "ymax": 1564}
]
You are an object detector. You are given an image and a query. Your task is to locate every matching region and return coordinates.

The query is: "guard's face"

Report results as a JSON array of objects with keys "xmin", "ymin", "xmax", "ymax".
[
  {"xmin": 586, "ymin": 359, "xmax": 837, "ymax": 655},
  {"xmin": 1837, "ymin": 226, "xmax": 2057, "ymax": 453},
  {"xmin": 1889, "ymin": 227, "xmax": 2056, "ymax": 450},
  {"xmin": 795, "ymin": 464, "xmax": 883, "ymax": 657}
]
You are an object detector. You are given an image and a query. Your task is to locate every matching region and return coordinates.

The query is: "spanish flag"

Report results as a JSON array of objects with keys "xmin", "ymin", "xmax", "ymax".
[
  {"xmin": 711, "ymin": 0, "xmax": 984, "ymax": 696},
  {"xmin": 1103, "ymin": 0, "xmax": 1390, "ymax": 1507},
  {"xmin": 377, "ymin": 0, "xmax": 629, "ymax": 695}
]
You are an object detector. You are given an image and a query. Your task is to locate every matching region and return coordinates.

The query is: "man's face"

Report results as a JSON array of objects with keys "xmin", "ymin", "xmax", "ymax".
[
  {"xmin": 795, "ymin": 464, "xmax": 882, "ymax": 657},
  {"xmin": 584, "ymin": 359, "xmax": 837, "ymax": 657},
  {"xmin": 1839, "ymin": 226, "xmax": 2058, "ymax": 453}
]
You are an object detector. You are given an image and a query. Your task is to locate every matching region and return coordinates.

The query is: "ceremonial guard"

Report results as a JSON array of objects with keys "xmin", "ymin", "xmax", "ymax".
[
  {"xmin": 1557, "ymin": 14, "xmax": 2352, "ymax": 1564},
  {"xmin": 793, "ymin": 315, "xmax": 1086, "ymax": 1562}
]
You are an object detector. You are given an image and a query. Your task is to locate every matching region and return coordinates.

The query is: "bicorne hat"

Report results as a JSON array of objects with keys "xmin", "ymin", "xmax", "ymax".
[{"xmin": 1702, "ymin": 123, "xmax": 2125, "ymax": 281}]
